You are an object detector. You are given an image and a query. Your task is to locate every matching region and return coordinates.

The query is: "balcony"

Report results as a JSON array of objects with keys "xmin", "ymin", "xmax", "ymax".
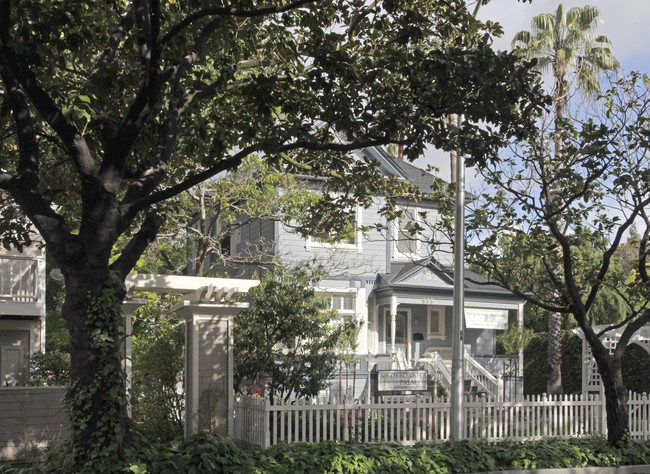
[
  {"xmin": 0, "ymin": 256, "xmax": 39, "ymax": 303},
  {"xmin": 0, "ymin": 253, "xmax": 44, "ymax": 318}
]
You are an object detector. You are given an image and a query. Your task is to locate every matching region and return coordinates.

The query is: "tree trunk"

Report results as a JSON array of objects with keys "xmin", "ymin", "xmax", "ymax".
[
  {"xmin": 61, "ymin": 262, "xmax": 129, "ymax": 468},
  {"xmin": 546, "ymin": 70, "xmax": 566, "ymax": 395},
  {"xmin": 546, "ymin": 308, "xmax": 563, "ymax": 394},
  {"xmin": 595, "ymin": 352, "xmax": 628, "ymax": 443}
]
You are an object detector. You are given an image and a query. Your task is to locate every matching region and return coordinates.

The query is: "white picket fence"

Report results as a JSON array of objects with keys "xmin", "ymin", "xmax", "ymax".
[{"xmin": 233, "ymin": 392, "xmax": 650, "ymax": 449}]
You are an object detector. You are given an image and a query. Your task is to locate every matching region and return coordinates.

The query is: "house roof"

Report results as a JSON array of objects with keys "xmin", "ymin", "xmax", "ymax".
[
  {"xmin": 374, "ymin": 258, "xmax": 519, "ymax": 297},
  {"xmin": 359, "ymin": 146, "xmax": 445, "ymax": 193}
]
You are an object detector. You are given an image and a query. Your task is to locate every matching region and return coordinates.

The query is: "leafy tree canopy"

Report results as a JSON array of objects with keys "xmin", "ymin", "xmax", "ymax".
[
  {"xmin": 0, "ymin": 0, "xmax": 545, "ymax": 465},
  {"xmin": 461, "ymin": 73, "xmax": 650, "ymax": 443},
  {"xmin": 234, "ymin": 265, "xmax": 358, "ymax": 401}
]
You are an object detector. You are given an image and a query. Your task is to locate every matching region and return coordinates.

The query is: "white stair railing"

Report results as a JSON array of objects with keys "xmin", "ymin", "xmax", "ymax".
[
  {"xmin": 391, "ymin": 349, "xmax": 409, "ymax": 370},
  {"xmin": 418, "ymin": 351, "xmax": 452, "ymax": 392},
  {"xmin": 464, "ymin": 351, "xmax": 501, "ymax": 397}
]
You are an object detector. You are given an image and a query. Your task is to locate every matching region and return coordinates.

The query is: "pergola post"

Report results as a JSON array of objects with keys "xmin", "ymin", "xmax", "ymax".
[
  {"xmin": 121, "ymin": 298, "xmax": 147, "ymax": 416},
  {"xmin": 173, "ymin": 297, "xmax": 248, "ymax": 437}
]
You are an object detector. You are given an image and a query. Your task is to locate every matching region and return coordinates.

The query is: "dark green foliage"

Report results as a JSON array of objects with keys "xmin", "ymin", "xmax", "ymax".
[
  {"xmin": 524, "ymin": 331, "xmax": 650, "ymax": 396},
  {"xmin": 128, "ymin": 432, "xmax": 268, "ymax": 474},
  {"xmin": 44, "ymin": 252, "xmax": 69, "ymax": 353},
  {"xmin": 27, "ymin": 350, "xmax": 70, "ymax": 387},
  {"xmin": 622, "ymin": 344, "xmax": 650, "ymax": 394},
  {"xmin": 234, "ymin": 266, "xmax": 359, "ymax": 401},
  {"xmin": 131, "ymin": 305, "xmax": 185, "ymax": 443},
  {"xmin": 524, "ymin": 332, "xmax": 582, "ymax": 395},
  {"xmin": 7, "ymin": 436, "xmax": 650, "ymax": 473}
]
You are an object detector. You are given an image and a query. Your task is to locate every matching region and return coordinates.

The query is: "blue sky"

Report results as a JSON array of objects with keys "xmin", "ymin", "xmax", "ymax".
[
  {"xmin": 480, "ymin": 0, "xmax": 650, "ymax": 74},
  {"xmin": 415, "ymin": 0, "xmax": 650, "ymax": 181}
]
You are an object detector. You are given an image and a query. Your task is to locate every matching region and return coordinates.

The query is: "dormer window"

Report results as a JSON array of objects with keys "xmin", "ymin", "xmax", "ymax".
[{"xmin": 394, "ymin": 207, "xmax": 420, "ymax": 259}]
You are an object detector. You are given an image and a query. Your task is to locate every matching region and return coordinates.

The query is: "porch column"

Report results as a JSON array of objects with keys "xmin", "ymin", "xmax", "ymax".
[
  {"xmin": 173, "ymin": 296, "xmax": 248, "ymax": 438},
  {"xmin": 517, "ymin": 303, "xmax": 525, "ymax": 379},
  {"xmin": 390, "ymin": 296, "xmax": 397, "ymax": 355}
]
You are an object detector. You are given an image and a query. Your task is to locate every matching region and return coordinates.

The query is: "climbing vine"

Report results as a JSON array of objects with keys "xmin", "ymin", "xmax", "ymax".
[{"xmin": 63, "ymin": 281, "xmax": 129, "ymax": 471}]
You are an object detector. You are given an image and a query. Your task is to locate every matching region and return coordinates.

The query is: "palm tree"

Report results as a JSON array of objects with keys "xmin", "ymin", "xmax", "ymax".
[{"xmin": 512, "ymin": 4, "xmax": 619, "ymax": 395}]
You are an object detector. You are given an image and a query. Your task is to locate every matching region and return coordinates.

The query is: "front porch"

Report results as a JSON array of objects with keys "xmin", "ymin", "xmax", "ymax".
[{"xmin": 365, "ymin": 261, "xmax": 525, "ymax": 399}]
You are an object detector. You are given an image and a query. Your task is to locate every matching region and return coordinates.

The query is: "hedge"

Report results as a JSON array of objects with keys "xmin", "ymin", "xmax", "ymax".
[{"xmin": 4, "ymin": 432, "xmax": 650, "ymax": 473}]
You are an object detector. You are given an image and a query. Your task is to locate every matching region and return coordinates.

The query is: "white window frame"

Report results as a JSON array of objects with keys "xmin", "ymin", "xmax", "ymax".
[
  {"xmin": 316, "ymin": 288, "xmax": 358, "ymax": 319},
  {"xmin": 330, "ymin": 293, "xmax": 356, "ymax": 317},
  {"xmin": 393, "ymin": 206, "xmax": 420, "ymax": 260},
  {"xmin": 306, "ymin": 201, "xmax": 362, "ymax": 252},
  {"xmin": 427, "ymin": 305, "xmax": 446, "ymax": 340}
]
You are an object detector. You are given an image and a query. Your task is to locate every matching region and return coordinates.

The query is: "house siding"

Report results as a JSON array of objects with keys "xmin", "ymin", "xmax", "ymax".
[
  {"xmin": 0, "ymin": 246, "xmax": 46, "ymax": 387},
  {"xmin": 0, "ymin": 387, "xmax": 68, "ymax": 462},
  {"xmin": 276, "ymin": 199, "xmax": 388, "ymax": 276}
]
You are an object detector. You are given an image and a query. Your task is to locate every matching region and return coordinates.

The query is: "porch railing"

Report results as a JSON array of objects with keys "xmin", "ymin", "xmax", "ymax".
[
  {"xmin": 233, "ymin": 391, "xmax": 650, "ymax": 450},
  {"xmin": 0, "ymin": 256, "xmax": 38, "ymax": 302}
]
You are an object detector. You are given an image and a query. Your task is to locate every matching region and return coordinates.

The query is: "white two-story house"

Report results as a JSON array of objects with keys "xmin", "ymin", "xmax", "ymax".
[
  {"xmin": 0, "ymin": 242, "xmax": 46, "ymax": 387},
  {"xmin": 188, "ymin": 146, "xmax": 524, "ymax": 399}
]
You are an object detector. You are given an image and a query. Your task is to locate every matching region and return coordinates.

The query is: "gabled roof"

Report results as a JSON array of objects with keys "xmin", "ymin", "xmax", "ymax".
[
  {"xmin": 374, "ymin": 258, "xmax": 518, "ymax": 297},
  {"xmin": 358, "ymin": 146, "xmax": 445, "ymax": 193}
]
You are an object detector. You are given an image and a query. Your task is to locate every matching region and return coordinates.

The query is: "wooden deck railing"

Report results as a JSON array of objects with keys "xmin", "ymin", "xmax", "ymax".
[{"xmin": 0, "ymin": 256, "xmax": 38, "ymax": 302}]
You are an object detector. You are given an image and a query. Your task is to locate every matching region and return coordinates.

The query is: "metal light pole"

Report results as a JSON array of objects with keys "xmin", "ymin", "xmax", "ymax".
[
  {"xmin": 449, "ymin": 0, "xmax": 483, "ymax": 443},
  {"xmin": 450, "ymin": 113, "xmax": 466, "ymax": 441}
]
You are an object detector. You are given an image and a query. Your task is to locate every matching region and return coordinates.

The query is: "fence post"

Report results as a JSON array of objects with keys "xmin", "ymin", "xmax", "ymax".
[
  {"xmin": 641, "ymin": 392, "xmax": 650, "ymax": 441},
  {"xmin": 263, "ymin": 396, "xmax": 271, "ymax": 450},
  {"xmin": 343, "ymin": 397, "xmax": 350, "ymax": 442},
  {"xmin": 600, "ymin": 388, "xmax": 607, "ymax": 438}
]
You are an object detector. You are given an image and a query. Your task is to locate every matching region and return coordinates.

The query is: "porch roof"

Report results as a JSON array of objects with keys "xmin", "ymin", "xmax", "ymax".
[{"xmin": 371, "ymin": 259, "xmax": 524, "ymax": 309}]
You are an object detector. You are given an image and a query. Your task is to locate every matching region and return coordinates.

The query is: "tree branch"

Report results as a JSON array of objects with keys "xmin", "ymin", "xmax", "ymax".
[
  {"xmin": 0, "ymin": 11, "xmax": 96, "ymax": 181},
  {"xmin": 0, "ymin": 61, "xmax": 39, "ymax": 183},
  {"xmin": 161, "ymin": 0, "xmax": 321, "ymax": 46},
  {"xmin": 89, "ymin": 8, "xmax": 135, "ymax": 85},
  {"xmin": 110, "ymin": 212, "xmax": 161, "ymax": 281}
]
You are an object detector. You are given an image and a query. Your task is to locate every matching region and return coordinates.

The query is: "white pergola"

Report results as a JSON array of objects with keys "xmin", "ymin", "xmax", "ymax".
[
  {"xmin": 573, "ymin": 325, "xmax": 650, "ymax": 393},
  {"xmin": 123, "ymin": 273, "xmax": 259, "ymax": 437}
]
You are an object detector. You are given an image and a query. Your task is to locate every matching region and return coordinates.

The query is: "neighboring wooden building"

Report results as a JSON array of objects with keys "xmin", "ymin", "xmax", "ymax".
[{"xmin": 0, "ymin": 243, "xmax": 46, "ymax": 387}]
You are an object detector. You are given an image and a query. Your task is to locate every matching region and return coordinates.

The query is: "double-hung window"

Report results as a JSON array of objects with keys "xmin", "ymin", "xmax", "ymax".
[{"xmin": 394, "ymin": 207, "xmax": 420, "ymax": 259}]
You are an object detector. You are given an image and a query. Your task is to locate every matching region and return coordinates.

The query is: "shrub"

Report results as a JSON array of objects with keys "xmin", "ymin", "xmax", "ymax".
[
  {"xmin": 524, "ymin": 331, "xmax": 582, "ymax": 395},
  {"xmin": 27, "ymin": 350, "xmax": 70, "ymax": 386},
  {"xmin": 4, "ymin": 435, "xmax": 650, "ymax": 473}
]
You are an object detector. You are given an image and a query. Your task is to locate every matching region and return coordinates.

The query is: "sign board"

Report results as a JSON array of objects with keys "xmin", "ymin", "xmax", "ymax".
[
  {"xmin": 464, "ymin": 308, "xmax": 508, "ymax": 330},
  {"xmin": 378, "ymin": 370, "xmax": 427, "ymax": 392}
]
